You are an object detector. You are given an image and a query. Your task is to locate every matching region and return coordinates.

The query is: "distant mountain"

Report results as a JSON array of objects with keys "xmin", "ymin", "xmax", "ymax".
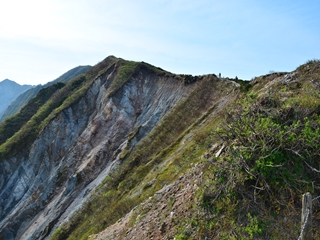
[
  {"xmin": 0, "ymin": 79, "xmax": 33, "ymax": 116},
  {"xmin": 0, "ymin": 65, "xmax": 91, "ymax": 121},
  {"xmin": 43, "ymin": 65, "xmax": 92, "ymax": 87}
]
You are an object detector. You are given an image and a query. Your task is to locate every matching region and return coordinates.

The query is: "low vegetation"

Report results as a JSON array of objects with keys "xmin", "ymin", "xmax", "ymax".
[
  {"xmin": 50, "ymin": 59, "xmax": 320, "ymax": 239},
  {"xmin": 106, "ymin": 59, "xmax": 139, "ymax": 96},
  {"xmin": 173, "ymin": 59, "xmax": 320, "ymax": 239},
  {"xmin": 2, "ymin": 56, "xmax": 320, "ymax": 239},
  {"xmin": 0, "ymin": 56, "xmax": 131, "ymax": 160},
  {"xmin": 0, "ymin": 82, "xmax": 65, "ymax": 145}
]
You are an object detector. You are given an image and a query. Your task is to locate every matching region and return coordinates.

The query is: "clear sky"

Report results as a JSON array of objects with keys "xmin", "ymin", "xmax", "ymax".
[{"xmin": 0, "ymin": 0, "xmax": 319, "ymax": 85}]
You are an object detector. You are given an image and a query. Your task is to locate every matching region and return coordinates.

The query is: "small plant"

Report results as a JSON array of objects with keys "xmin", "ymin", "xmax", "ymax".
[
  {"xmin": 169, "ymin": 197, "xmax": 176, "ymax": 210},
  {"xmin": 241, "ymin": 213, "xmax": 265, "ymax": 239}
]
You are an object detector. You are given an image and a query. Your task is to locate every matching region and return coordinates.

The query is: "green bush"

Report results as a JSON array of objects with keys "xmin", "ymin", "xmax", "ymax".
[
  {"xmin": 196, "ymin": 86, "xmax": 320, "ymax": 239},
  {"xmin": 216, "ymin": 101, "xmax": 320, "ymax": 192}
]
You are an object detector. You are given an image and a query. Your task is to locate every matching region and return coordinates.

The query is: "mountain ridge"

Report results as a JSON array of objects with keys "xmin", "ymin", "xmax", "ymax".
[
  {"xmin": 0, "ymin": 65, "xmax": 92, "ymax": 122},
  {"xmin": 0, "ymin": 56, "xmax": 319, "ymax": 239},
  {"xmin": 0, "ymin": 56, "xmax": 220, "ymax": 239}
]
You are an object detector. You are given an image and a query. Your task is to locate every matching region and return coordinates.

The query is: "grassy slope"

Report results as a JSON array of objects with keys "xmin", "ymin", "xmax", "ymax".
[
  {"xmin": 51, "ymin": 60, "xmax": 320, "ymax": 240},
  {"xmin": 103, "ymin": 60, "xmax": 320, "ymax": 240},
  {"xmin": 0, "ymin": 83, "xmax": 66, "ymax": 145},
  {"xmin": 0, "ymin": 56, "xmax": 136, "ymax": 160},
  {"xmin": 172, "ymin": 59, "xmax": 320, "ymax": 239},
  {"xmin": 0, "ymin": 66, "xmax": 92, "ymax": 122}
]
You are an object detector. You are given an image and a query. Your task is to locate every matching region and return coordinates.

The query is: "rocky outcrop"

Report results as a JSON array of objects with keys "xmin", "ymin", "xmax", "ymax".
[
  {"xmin": 90, "ymin": 162, "xmax": 205, "ymax": 240},
  {"xmin": 0, "ymin": 60, "xmax": 199, "ymax": 239}
]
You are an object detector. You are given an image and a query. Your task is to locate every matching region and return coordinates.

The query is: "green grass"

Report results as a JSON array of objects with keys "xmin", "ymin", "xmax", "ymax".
[
  {"xmin": 0, "ymin": 56, "xmax": 121, "ymax": 161},
  {"xmin": 107, "ymin": 60, "xmax": 139, "ymax": 96},
  {"xmin": 0, "ymin": 83, "xmax": 65, "ymax": 145},
  {"xmin": 159, "ymin": 61, "xmax": 320, "ymax": 239}
]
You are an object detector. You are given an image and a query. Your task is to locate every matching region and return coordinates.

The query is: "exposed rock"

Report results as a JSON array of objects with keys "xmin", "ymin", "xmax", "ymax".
[
  {"xmin": 0, "ymin": 61, "xmax": 198, "ymax": 239},
  {"xmin": 89, "ymin": 163, "xmax": 205, "ymax": 240}
]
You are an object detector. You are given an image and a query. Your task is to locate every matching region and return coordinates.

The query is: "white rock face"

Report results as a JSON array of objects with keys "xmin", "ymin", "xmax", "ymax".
[{"xmin": 0, "ymin": 64, "xmax": 196, "ymax": 239}]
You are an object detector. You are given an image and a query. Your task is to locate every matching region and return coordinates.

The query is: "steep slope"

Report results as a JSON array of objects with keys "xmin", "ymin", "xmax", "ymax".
[
  {"xmin": 0, "ymin": 56, "xmax": 220, "ymax": 239},
  {"xmin": 0, "ymin": 66, "xmax": 91, "ymax": 122},
  {"xmin": 0, "ymin": 79, "xmax": 33, "ymax": 116},
  {"xmin": 3, "ymin": 56, "xmax": 318, "ymax": 240},
  {"xmin": 52, "ymin": 60, "xmax": 320, "ymax": 240},
  {"xmin": 49, "ymin": 72, "xmax": 239, "ymax": 239}
]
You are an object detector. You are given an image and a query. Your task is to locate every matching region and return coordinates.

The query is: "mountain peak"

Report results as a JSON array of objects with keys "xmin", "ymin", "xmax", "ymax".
[{"xmin": 1, "ymin": 79, "xmax": 17, "ymax": 84}]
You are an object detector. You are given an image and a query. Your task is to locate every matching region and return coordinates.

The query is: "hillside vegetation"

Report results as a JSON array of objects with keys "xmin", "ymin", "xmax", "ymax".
[
  {"xmin": 0, "ymin": 56, "xmax": 136, "ymax": 160},
  {"xmin": 0, "ymin": 65, "xmax": 92, "ymax": 122},
  {"xmin": 1, "ymin": 56, "xmax": 319, "ymax": 239},
  {"xmin": 50, "ymin": 59, "xmax": 320, "ymax": 239},
  {"xmin": 0, "ymin": 82, "xmax": 65, "ymax": 146},
  {"xmin": 195, "ymin": 60, "xmax": 320, "ymax": 239}
]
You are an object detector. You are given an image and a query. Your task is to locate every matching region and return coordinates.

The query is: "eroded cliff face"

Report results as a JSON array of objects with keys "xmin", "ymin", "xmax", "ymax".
[{"xmin": 0, "ymin": 61, "xmax": 198, "ymax": 239}]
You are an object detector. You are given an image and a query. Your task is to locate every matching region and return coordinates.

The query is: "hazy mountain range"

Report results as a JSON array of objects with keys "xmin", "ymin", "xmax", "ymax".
[{"xmin": 0, "ymin": 80, "xmax": 33, "ymax": 117}]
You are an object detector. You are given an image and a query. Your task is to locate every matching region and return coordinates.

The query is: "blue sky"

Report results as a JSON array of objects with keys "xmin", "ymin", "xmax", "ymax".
[{"xmin": 0, "ymin": 0, "xmax": 319, "ymax": 85}]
